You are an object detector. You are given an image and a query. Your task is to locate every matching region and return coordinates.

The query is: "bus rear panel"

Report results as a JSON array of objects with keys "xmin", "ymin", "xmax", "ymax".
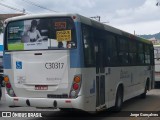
[{"xmin": 4, "ymin": 14, "xmax": 89, "ymax": 111}]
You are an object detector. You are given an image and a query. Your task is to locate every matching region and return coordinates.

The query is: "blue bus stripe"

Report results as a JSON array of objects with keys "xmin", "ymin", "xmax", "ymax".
[
  {"xmin": 70, "ymin": 22, "xmax": 84, "ymax": 68},
  {"xmin": 0, "ymin": 45, "xmax": 3, "ymax": 51},
  {"xmin": 3, "ymin": 54, "xmax": 12, "ymax": 69}
]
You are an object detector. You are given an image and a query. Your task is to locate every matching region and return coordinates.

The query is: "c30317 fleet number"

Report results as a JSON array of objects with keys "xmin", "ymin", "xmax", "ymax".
[{"xmin": 45, "ymin": 62, "xmax": 64, "ymax": 69}]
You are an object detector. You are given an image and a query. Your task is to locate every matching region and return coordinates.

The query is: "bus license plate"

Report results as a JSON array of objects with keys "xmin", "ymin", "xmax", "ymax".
[{"xmin": 35, "ymin": 85, "xmax": 48, "ymax": 90}]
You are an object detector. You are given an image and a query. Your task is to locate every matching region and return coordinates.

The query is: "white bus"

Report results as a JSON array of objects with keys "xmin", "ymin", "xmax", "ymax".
[
  {"xmin": 154, "ymin": 45, "xmax": 160, "ymax": 87},
  {"xmin": 3, "ymin": 13, "xmax": 154, "ymax": 112}
]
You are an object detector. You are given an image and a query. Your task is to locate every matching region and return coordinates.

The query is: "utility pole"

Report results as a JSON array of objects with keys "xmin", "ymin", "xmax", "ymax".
[
  {"xmin": 156, "ymin": 0, "xmax": 160, "ymax": 6},
  {"xmin": 23, "ymin": 9, "xmax": 26, "ymax": 14},
  {"xmin": 156, "ymin": 2, "xmax": 160, "ymax": 6}
]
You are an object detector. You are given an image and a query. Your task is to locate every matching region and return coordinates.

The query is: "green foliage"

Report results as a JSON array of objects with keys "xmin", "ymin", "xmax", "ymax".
[{"xmin": 139, "ymin": 32, "xmax": 160, "ymax": 40}]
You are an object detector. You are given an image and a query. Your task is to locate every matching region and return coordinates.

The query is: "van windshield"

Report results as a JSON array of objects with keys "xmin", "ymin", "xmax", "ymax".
[{"xmin": 6, "ymin": 17, "xmax": 77, "ymax": 50}]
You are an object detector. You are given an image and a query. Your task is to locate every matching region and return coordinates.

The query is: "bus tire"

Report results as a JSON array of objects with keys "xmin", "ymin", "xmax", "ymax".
[
  {"xmin": 140, "ymin": 84, "xmax": 147, "ymax": 99},
  {"xmin": 114, "ymin": 86, "xmax": 123, "ymax": 112}
]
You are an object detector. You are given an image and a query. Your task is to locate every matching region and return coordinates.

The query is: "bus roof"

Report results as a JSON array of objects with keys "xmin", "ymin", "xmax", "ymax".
[
  {"xmin": 4, "ymin": 13, "xmax": 78, "ymax": 22},
  {"xmin": 78, "ymin": 14, "xmax": 152, "ymax": 45},
  {"xmin": 4, "ymin": 13, "xmax": 152, "ymax": 45}
]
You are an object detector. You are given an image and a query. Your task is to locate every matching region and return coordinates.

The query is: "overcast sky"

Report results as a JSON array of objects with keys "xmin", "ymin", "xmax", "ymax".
[{"xmin": 0, "ymin": 0, "xmax": 160, "ymax": 36}]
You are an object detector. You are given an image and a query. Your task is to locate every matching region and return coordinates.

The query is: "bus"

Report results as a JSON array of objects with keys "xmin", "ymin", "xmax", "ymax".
[
  {"xmin": 154, "ymin": 45, "xmax": 160, "ymax": 87},
  {"xmin": 0, "ymin": 55, "xmax": 3, "ymax": 100},
  {"xmin": 3, "ymin": 13, "xmax": 154, "ymax": 112}
]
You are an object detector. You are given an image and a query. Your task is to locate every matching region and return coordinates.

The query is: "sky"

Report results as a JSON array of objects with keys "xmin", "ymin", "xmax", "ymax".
[{"xmin": 0, "ymin": 0, "xmax": 160, "ymax": 37}]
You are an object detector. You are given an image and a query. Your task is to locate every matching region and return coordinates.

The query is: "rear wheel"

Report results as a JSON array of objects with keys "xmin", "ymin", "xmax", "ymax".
[
  {"xmin": 140, "ymin": 84, "xmax": 147, "ymax": 99},
  {"xmin": 114, "ymin": 87, "xmax": 123, "ymax": 112}
]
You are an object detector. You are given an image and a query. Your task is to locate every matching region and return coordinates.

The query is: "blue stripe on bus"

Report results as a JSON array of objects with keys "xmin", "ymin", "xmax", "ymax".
[
  {"xmin": 70, "ymin": 22, "xmax": 84, "ymax": 68},
  {"xmin": 3, "ymin": 54, "xmax": 12, "ymax": 69},
  {"xmin": 0, "ymin": 45, "xmax": 4, "ymax": 51}
]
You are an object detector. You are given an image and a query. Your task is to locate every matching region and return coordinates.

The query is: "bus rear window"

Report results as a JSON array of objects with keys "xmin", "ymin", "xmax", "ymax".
[{"xmin": 6, "ymin": 17, "xmax": 77, "ymax": 50}]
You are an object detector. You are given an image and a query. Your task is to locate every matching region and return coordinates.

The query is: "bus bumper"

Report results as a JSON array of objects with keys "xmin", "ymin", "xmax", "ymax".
[{"xmin": 5, "ymin": 93, "xmax": 88, "ymax": 111}]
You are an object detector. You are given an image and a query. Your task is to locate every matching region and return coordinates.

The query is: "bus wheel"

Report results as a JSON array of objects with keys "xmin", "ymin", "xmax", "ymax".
[
  {"xmin": 114, "ymin": 87, "xmax": 123, "ymax": 112},
  {"xmin": 140, "ymin": 84, "xmax": 147, "ymax": 99}
]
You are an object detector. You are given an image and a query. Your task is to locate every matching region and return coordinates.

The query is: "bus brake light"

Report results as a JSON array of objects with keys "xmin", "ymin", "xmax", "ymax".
[
  {"xmin": 73, "ymin": 83, "xmax": 79, "ymax": 90},
  {"xmin": 6, "ymin": 83, "xmax": 11, "ymax": 89},
  {"xmin": 72, "ymin": 16, "xmax": 76, "ymax": 19}
]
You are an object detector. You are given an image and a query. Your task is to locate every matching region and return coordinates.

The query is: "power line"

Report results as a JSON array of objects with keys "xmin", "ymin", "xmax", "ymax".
[
  {"xmin": 0, "ymin": 8, "xmax": 8, "ymax": 14},
  {"xmin": 21, "ymin": 0, "xmax": 58, "ymax": 12},
  {"xmin": 0, "ymin": 2, "xmax": 28, "ymax": 14}
]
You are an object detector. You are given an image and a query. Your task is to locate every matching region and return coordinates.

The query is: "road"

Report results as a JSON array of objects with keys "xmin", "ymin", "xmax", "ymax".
[{"xmin": 0, "ymin": 87, "xmax": 160, "ymax": 120}]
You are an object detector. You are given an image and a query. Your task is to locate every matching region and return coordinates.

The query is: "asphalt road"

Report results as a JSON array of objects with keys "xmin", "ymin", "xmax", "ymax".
[{"xmin": 0, "ymin": 87, "xmax": 160, "ymax": 120}]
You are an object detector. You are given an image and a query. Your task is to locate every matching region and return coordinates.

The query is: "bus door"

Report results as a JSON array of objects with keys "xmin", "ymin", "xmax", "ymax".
[{"xmin": 95, "ymin": 40, "xmax": 106, "ymax": 108}]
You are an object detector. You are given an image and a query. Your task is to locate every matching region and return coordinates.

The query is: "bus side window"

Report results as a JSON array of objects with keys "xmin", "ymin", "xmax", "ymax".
[
  {"xmin": 129, "ymin": 40, "xmax": 137, "ymax": 65},
  {"xmin": 118, "ymin": 38, "xmax": 129, "ymax": 66},
  {"xmin": 145, "ymin": 45, "xmax": 150, "ymax": 64},
  {"xmin": 137, "ymin": 43, "xmax": 145, "ymax": 64},
  {"xmin": 105, "ymin": 34, "xmax": 118, "ymax": 66},
  {"xmin": 82, "ymin": 24, "xmax": 95, "ymax": 67}
]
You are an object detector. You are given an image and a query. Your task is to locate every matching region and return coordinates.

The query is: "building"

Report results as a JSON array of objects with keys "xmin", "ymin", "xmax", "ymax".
[
  {"xmin": 149, "ymin": 37, "xmax": 160, "ymax": 45},
  {"xmin": 0, "ymin": 13, "xmax": 25, "ymax": 21}
]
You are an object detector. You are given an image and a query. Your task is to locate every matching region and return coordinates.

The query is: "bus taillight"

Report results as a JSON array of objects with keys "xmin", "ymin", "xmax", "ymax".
[
  {"xmin": 69, "ymin": 75, "xmax": 82, "ymax": 98},
  {"xmin": 72, "ymin": 16, "xmax": 76, "ymax": 19},
  {"xmin": 4, "ymin": 76, "xmax": 9, "ymax": 83},
  {"xmin": 6, "ymin": 83, "xmax": 11, "ymax": 89},
  {"xmin": 74, "ymin": 76, "xmax": 81, "ymax": 83},
  {"xmin": 4, "ymin": 76, "xmax": 16, "ymax": 97},
  {"xmin": 73, "ymin": 83, "xmax": 79, "ymax": 90}
]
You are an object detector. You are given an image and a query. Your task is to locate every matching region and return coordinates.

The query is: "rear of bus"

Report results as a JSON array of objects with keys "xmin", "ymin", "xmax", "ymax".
[
  {"xmin": 3, "ymin": 14, "xmax": 86, "ymax": 111},
  {"xmin": 154, "ymin": 45, "xmax": 160, "ymax": 86}
]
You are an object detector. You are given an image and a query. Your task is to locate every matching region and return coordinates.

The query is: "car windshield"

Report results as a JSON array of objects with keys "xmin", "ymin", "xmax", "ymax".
[{"xmin": 6, "ymin": 17, "xmax": 77, "ymax": 50}]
